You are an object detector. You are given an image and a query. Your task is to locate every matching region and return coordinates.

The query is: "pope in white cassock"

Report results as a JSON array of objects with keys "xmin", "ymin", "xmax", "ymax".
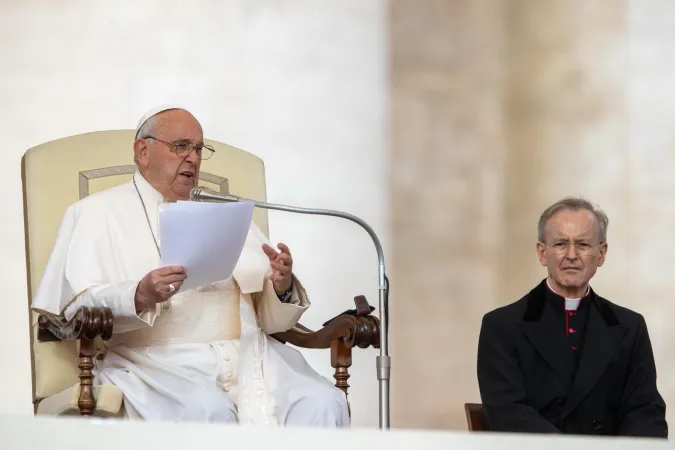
[{"xmin": 31, "ymin": 106, "xmax": 350, "ymax": 427}]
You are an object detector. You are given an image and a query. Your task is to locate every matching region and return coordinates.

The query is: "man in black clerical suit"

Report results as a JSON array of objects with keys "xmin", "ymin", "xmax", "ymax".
[{"xmin": 477, "ymin": 197, "xmax": 667, "ymax": 437}]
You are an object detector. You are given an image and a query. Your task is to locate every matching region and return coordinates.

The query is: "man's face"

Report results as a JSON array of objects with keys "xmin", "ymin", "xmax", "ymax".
[
  {"xmin": 134, "ymin": 109, "xmax": 203, "ymax": 201},
  {"xmin": 536, "ymin": 208, "xmax": 608, "ymax": 294}
]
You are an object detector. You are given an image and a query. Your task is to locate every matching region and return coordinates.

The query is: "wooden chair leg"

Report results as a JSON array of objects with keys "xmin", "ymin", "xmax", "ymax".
[
  {"xmin": 331, "ymin": 339, "xmax": 352, "ymax": 417},
  {"xmin": 78, "ymin": 339, "xmax": 96, "ymax": 416}
]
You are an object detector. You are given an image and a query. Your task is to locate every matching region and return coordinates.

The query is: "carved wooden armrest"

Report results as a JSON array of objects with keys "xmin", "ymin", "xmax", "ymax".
[
  {"xmin": 37, "ymin": 306, "xmax": 114, "ymax": 342},
  {"xmin": 37, "ymin": 307, "xmax": 114, "ymax": 416},
  {"xmin": 272, "ymin": 295, "xmax": 380, "ymax": 399}
]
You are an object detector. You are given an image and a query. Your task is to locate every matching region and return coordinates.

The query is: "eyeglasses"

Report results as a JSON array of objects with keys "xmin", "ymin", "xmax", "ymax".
[
  {"xmin": 543, "ymin": 240, "xmax": 604, "ymax": 256},
  {"xmin": 144, "ymin": 136, "xmax": 215, "ymax": 160}
]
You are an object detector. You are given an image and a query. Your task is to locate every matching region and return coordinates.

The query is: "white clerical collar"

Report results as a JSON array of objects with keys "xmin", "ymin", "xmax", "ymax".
[
  {"xmin": 133, "ymin": 170, "xmax": 168, "ymax": 205},
  {"xmin": 546, "ymin": 278, "xmax": 589, "ymax": 311}
]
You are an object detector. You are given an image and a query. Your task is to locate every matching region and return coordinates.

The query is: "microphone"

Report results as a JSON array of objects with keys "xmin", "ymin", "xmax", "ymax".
[{"xmin": 190, "ymin": 186, "xmax": 391, "ymax": 430}]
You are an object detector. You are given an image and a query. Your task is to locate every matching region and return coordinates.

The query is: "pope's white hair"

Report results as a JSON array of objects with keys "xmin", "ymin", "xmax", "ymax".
[
  {"xmin": 136, "ymin": 114, "xmax": 160, "ymax": 140},
  {"xmin": 133, "ymin": 109, "xmax": 176, "ymax": 165}
]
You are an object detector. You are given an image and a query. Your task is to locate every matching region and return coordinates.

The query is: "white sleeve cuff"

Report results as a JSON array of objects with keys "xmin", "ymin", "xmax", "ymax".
[{"xmin": 64, "ymin": 280, "xmax": 158, "ymax": 333}]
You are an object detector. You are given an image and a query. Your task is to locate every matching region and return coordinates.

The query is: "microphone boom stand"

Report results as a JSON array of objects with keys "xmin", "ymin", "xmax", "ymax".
[{"xmin": 190, "ymin": 188, "xmax": 390, "ymax": 430}]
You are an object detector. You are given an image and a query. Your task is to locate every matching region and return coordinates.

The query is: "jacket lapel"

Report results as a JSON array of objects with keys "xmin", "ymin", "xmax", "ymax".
[
  {"xmin": 517, "ymin": 281, "xmax": 576, "ymax": 386},
  {"xmin": 560, "ymin": 295, "xmax": 627, "ymax": 418}
]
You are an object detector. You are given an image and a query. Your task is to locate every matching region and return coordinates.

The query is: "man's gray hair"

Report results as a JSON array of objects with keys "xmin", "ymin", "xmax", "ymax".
[
  {"xmin": 134, "ymin": 115, "xmax": 160, "ymax": 165},
  {"xmin": 537, "ymin": 197, "xmax": 609, "ymax": 243},
  {"xmin": 136, "ymin": 115, "xmax": 158, "ymax": 139}
]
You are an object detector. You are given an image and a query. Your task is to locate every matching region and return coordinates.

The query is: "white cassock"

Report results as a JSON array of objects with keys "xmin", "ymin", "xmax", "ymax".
[{"xmin": 31, "ymin": 171, "xmax": 350, "ymax": 427}]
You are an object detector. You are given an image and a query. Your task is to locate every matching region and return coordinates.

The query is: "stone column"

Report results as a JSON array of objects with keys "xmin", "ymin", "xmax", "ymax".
[
  {"xmin": 390, "ymin": 0, "xmax": 507, "ymax": 429},
  {"xmin": 502, "ymin": 0, "xmax": 629, "ymax": 303}
]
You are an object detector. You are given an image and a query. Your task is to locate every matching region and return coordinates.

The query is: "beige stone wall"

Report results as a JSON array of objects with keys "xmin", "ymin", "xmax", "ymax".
[{"xmin": 390, "ymin": 0, "xmax": 675, "ymax": 431}]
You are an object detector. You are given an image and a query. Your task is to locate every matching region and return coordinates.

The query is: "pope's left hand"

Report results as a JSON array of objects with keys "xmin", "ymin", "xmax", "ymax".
[{"xmin": 262, "ymin": 242, "xmax": 294, "ymax": 295}]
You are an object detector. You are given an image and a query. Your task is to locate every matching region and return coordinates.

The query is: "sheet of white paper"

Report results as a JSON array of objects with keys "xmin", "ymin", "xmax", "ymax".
[{"xmin": 158, "ymin": 200, "xmax": 255, "ymax": 292}]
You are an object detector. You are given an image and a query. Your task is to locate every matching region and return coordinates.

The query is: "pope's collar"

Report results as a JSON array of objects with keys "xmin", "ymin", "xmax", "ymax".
[{"xmin": 133, "ymin": 170, "xmax": 169, "ymax": 206}]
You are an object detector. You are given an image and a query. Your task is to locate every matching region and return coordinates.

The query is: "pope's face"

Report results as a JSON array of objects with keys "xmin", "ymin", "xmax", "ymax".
[
  {"xmin": 134, "ymin": 109, "xmax": 203, "ymax": 201},
  {"xmin": 536, "ymin": 208, "xmax": 608, "ymax": 297}
]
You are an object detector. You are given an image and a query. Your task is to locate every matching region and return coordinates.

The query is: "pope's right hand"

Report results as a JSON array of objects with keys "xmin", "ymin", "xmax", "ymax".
[{"xmin": 134, "ymin": 266, "xmax": 187, "ymax": 311}]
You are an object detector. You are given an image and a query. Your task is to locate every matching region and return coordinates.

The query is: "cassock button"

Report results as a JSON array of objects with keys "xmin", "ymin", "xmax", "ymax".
[
  {"xmin": 569, "ymin": 328, "xmax": 576, "ymax": 333},
  {"xmin": 592, "ymin": 419, "xmax": 602, "ymax": 430}
]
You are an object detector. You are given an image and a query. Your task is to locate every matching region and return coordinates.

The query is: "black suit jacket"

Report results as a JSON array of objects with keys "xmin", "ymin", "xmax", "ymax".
[{"xmin": 477, "ymin": 279, "xmax": 667, "ymax": 437}]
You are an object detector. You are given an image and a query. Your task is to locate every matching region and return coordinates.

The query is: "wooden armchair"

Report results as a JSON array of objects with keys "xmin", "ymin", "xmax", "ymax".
[
  {"xmin": 25, "ymin": 130, "xmax": 380, "ymax": 417},
  {"xmin": 464, "ymin": 403, "xmax": 489, "ymax": 431}
]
